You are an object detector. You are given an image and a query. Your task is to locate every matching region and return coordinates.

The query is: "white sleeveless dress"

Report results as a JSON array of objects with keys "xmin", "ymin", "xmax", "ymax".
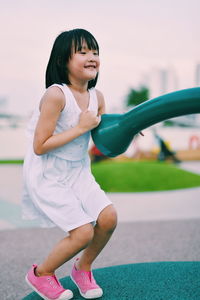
[{"xmin": 22, "ymin": 84, "xmax": 111, "ymax": 232}]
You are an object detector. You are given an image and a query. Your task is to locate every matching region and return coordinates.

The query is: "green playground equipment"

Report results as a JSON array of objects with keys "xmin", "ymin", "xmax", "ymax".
[
  {"xmin": 22, "ymin": 262, "xmax": 200, "ymax": 300},
  {"xmin": 92, "ymin": 87, "xmax": 200, "ymax": 157}
]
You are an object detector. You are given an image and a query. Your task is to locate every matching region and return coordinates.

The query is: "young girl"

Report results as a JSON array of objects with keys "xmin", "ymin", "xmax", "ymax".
[{"xmin": 22, "ymin": 29, "xmax": 117, "ymax": 300}]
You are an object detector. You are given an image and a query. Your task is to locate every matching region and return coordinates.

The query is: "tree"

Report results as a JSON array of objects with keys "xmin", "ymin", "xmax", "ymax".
[{"xmin": 126, "ymin": 86, "xmax": 149, "ymax": 107}]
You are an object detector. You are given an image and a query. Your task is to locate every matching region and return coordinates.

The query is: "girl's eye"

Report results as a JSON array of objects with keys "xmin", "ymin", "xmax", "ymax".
[{"xmin": 80, "ymin": 51, "xmax": 86, "ymax": 54}]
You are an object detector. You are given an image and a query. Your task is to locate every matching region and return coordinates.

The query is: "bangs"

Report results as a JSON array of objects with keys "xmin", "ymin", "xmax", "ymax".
[{"xmin": 71, "ymin": 29, "xmax": 99, "ymax": 54}]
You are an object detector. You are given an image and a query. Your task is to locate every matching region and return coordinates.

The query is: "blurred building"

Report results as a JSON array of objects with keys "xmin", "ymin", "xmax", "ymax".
[
  {"xmin": 145, "ymin": 66, "xmax": 179, "ymax": 99},
  {"xmin": 0, "ymin": 95, "xmax": 25, "ymax": 128},
  {"xmin": 0, "ymin": 95, "xmax": 27, "ymax": 159},
  {"xmin": 142, "ymin": 66, "xmax": 200, "ymax": 128},
  {"xmin": 0, "ymin": 96, "xmax": 8, "ymax": 113},
  {"xmin": 195, "ymin": 63, "xmax": 200, "ymax": 86}
]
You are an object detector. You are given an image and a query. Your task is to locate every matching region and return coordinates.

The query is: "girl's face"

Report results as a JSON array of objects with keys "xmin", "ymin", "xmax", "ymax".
[{"xmin": 67, "ymin": 41, "xmax": 100, "ymax": 84}]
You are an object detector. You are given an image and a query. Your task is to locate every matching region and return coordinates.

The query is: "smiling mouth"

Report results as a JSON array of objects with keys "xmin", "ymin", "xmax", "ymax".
[{"xmin": 84, "ymin": 65, "xmax": 96, "ymax": 69}]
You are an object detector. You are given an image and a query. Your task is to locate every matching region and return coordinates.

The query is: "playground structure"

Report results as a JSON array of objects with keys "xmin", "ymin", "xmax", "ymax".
[{"xmin": 92, "ymin": 87, "xmax": 200, "ymax": 158}]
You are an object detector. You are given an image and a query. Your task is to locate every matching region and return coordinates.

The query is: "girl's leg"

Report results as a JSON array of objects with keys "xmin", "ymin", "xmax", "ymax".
[
  {"xmin": 76, "ymin": 205, "xmax": 117, "ymax": 271},
  {"xmin": 36, "ymin": 223, "xmax": 94, "ymax": 276}
]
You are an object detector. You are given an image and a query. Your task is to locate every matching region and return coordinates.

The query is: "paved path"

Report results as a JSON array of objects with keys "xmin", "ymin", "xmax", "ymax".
[
  {"xmin": 1, "ymin": 219, "xmax": 200, "ymax": 299},
  {"xmin": 111, "ymin": 160, "xmax": 200, "ymax": 222},
  {"xmin": 179, "ymin": 160, "xmax": 200, "ymax": 175}
]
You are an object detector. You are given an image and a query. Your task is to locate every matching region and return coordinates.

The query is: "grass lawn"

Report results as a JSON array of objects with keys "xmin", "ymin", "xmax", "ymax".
[
  {"xmin": 91, "ymin": 160, "xmax": 200, "ymax": 192},
  {"xmin": 0, "ymin": 160, "xmax": 23, "ymax": 164},
  {"xmin": 1, "ymin": 159, "xmax": 200, "ymax": 192}
]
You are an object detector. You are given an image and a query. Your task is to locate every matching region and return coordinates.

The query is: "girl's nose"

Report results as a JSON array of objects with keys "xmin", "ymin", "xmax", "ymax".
[
  {"xmin": 88, "ymin": 55, "xmax": 95, "ymax": 62},
  {"xmin": 88, "ymin": 52, "xmax": 97, "ymax": 61}
]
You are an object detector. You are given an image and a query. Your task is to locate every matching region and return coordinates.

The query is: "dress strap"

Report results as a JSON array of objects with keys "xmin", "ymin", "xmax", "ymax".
[
  {"xmin": 51, "ymin": 83, "xmax": 69, "ymax": 98},
  {"xmin": 50, "ymin": 84, "xmax": 73, "ymax": 112}
]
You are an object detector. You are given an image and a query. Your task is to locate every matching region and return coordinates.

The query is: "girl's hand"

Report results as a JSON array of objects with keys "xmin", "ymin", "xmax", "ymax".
[{"xmin": 78, "ymin": 110, "xmax": 101, "ymax": 132}]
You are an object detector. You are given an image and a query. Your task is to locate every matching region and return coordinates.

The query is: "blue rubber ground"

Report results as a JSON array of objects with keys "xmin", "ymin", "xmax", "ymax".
[{"xmin": 22, "ymin": 261, "xmax": 200, "ymax": 300}]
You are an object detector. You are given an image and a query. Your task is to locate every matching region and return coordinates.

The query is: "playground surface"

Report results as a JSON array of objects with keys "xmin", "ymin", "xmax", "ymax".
[{"xmin": 0, "ymin": 162, "xmax": 200, "ymax": 299}]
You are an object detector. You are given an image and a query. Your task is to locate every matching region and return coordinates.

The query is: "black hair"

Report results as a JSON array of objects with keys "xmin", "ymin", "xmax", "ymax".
[{"xmin": 45, "ymin": 29, "xmax": 99, "ymax": 89}]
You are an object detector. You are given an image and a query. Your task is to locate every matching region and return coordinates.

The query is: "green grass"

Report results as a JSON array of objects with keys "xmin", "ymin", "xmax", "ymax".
[
  {"xmin": 1, "ymin": 159, "xmax": 200, "ymax": 192},
  {"xmin": 0, "ymin": 159, "xmax": 23, "ymax": 164},
  {"xmin": 91, "ymin": 160, "xmax": 200, "ymax": 192}
]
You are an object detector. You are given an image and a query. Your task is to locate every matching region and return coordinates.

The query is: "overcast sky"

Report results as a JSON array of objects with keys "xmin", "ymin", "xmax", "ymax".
[{"xmin": 0, "ymin": 0, "xmax": 199, "ymax": 115}]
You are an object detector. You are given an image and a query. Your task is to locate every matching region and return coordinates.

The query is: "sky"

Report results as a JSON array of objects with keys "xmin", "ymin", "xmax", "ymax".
[{"xmin": 0, "ymin": 0, "xmax": 200, "ymax": 115}]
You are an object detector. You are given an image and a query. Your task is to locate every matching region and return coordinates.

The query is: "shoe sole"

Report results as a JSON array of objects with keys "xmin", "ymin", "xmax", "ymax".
[
  {"xmin": 25, "ymin": 275, "xmax": 73, "ymax": 300},
  {"xmin": 70, "ymin": 275, "xmax": 103, "ymax": 299}
]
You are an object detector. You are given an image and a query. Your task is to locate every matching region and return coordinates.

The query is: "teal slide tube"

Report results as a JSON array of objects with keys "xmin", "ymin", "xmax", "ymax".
[{"xmin": 91, "ymin": 87, "xmax": 200, "ymax": 157}]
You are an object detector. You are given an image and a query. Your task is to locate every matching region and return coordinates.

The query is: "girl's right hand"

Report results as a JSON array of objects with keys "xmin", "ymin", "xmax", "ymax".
[{"xmin": 78, "ymin": 110, "xmax": 101, "ymax": 132}]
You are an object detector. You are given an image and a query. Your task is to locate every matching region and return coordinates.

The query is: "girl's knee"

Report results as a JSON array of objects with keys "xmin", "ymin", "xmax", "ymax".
[
  {"xmin": 69, "ymin": 223, "xmax": 94, "ymax": 248},
  {"xmin": 97, "ymin": 205, "xmax": 117, "ymax": 233}
]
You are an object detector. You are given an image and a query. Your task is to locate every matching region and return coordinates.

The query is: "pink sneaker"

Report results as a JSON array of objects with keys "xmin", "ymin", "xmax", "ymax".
[
  {"xmin": 25, "ymin": 264, "xmax": 73, "ymax": 300},
  {"xmin": 70, "ymin": 259, "xmax": 103, "ymax": 299}
]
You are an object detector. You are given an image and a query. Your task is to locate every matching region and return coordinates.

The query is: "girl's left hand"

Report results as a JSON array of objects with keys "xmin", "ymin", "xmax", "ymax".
[{"xmin": 78, "ymin": 110, "xmax": 101, "ymax": 132}]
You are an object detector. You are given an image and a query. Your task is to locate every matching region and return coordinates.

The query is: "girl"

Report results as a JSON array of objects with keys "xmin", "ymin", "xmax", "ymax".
[{"xmin": 22, "ymin": 29, "xmax": 117, "ymax": 300}]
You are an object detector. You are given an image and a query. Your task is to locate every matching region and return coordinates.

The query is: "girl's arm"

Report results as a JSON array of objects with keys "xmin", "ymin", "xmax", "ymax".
[
  {"xmin": 33, "ymin": 86, "xmax": 100, "ymax": 155},
  {"xmin": 96, "ymin": 89, "xmax": 106, "ymax": 115}
]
